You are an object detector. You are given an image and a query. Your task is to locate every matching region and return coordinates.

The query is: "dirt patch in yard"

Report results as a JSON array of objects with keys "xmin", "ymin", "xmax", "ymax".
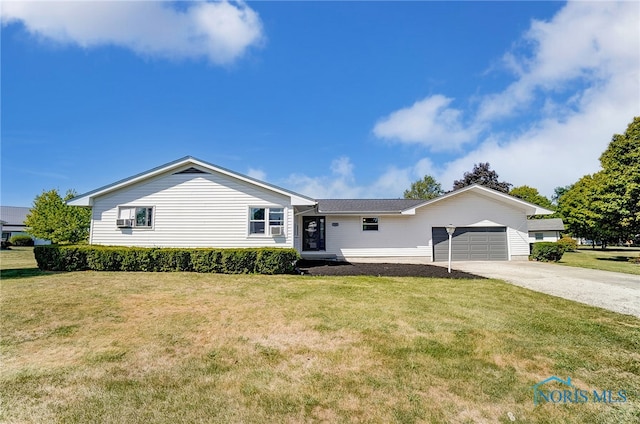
[{"xmin": 296, "ymin": 260, "xmax": 484, "ymax": 279}]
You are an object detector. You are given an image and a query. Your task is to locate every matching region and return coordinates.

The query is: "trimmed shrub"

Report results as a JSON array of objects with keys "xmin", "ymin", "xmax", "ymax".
[
  {"xmin": 1, "ymin": 241, "xmax": 11, "ymax": 250},
  {"xmin": 191, "ymin": 249, "xmax": 223, "ymax": 273},
  {"xmin": 9, "ymin": 235, "xmax": 34, "ymax": 246},
  {"xmin": 557, "ymin": 236, "xmax": 577, "ymax": 252},
  {"xmin": 530, "ymin": 242, "xmax": 564, "ymax": 262},
  {"xmin": 34, "ymin": 245, "xmax": 89, "ymax": 271},
  {"xmin": 222, "ymin": 249, "xmax": 258, "ymax": 274},
  {"xmin": 255, "ymin": 248, "xmax": 299, "ymax": 274},
  {"xmin": 33, "ymin": 245, "xmax": 299, "ymax": 274}
]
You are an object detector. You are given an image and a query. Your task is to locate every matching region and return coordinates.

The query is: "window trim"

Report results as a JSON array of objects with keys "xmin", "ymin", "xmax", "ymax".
[
  {"xmin": 117, "ymin": 206, "xmax": 155, "ymax": 229},
  {"xmin": 535, "ymin": 232, "xmax": 544, "ymax": 241},
  {"xmin": 248, "ymin": 206, "xmax": 286, "ymax": 237},
  {"xmin": 362, "ymin": 216, "xmax": 379, "ymax": 232}
]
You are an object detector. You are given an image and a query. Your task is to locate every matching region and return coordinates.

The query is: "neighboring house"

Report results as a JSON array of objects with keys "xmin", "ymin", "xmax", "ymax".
[
  {"xmin": 527, "ymin": 218, "xmax": 565, "ymax": 243},
  {"xmin": 0, "ymin": 206, "xmax": 51, "ymax": 245},
  {"xmin": 68, "ymin": 156, "xmax": 553, "ymax": 262}
]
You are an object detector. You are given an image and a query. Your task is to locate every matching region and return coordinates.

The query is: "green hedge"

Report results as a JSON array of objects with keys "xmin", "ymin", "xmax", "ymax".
[
  {"xmin": 530, "ymin": 242, "xmax": 565, "ymax": 262},
  {"xmin": 9, "ymin": 235, "xmax": 34, "ymax": 246},
  {"xmin": 557, "ymin": 236, "xmax": 578, "ymax": 252},
  {"xmin": 34, "ymin": 245, "xmax": 300, "ymax": 274}
]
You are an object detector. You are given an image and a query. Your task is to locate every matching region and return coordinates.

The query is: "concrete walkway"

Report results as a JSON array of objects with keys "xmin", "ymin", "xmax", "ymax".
[{"xmin": 444, "ymin": 261, "xmax": 640, "ymax": 318}]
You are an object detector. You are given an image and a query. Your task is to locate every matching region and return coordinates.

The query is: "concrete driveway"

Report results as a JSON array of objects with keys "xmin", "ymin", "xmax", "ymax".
[{"xmin": 447, "ymin": 261, "xmax": 640, "ymax": 318}]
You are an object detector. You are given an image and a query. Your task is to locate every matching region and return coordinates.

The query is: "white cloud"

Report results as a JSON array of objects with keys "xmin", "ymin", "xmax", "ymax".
[
  {"xmin": 283, "ymin": 156, "xmax": 441, "ymax": 199},
  {"xmin": 285, "ymin": 157, "xmax": 363, "ymax": 199},
  {"xmin": 477, "ymin": 1, "xmax": 638, "ymax": 123},
  {"xmin": 372, "ymin": 1, "xmax": 639, "ymax": 198},
  {"xmin": 1, "ymin": 0, "xmax": 264, "ymax": 64},
  {"xmin": 246, "ymin": 167, "xmax": 266, "ymax": 181},
  {"xmin": 372, "ymin": 95, "xmax": 476, "ymax": 151}
]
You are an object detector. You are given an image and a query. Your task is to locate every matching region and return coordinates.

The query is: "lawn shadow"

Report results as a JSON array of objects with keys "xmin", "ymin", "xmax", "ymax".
[
  {"xmin": 596, "ymin": 256, "xmax": 635, "ymax": 262},
  {"xmin": 0, "ymin": 268, "xmax": 48, "ymax": 279}
]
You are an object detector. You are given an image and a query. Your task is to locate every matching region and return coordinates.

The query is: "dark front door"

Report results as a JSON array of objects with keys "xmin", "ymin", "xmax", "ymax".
[{"xmin": 302, "ymin": 216, "xmax": 326, "ymax": 251}]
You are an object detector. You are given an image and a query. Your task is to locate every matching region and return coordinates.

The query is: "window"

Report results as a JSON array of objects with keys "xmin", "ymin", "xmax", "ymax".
[
  {"xmin": 249, "ymin": 207, "xmax": 285, "ymax": 236},
  {"xmin": 249, "ymin": 208, "xmax": 266, "ymax": 234},
  {"xmin": 362, "ymin": 217, "xmax": 379, "ymax": 231},
  {"xmin": 118, "ymin": 206, "xmax": 153, "ymax": 228},
  {"xmin": 535, "ymin": 232, "xmax": 544, "ymax": 241},
  {"xmin": 269, "ymin": 208, "xmax": 284, "ymax": 226}
]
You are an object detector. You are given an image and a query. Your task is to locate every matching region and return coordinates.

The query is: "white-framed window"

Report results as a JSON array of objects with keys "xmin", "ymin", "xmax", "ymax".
[
  {"xmin": 118, "ymin": 206, "xmax": 154, "ymax": 228},
  {"xmin": 362, "ymin": 217, "xmax": 379, "ymax": 231},
  {"xmin": 249, "ymin": 207, "xmax": 285, "ymax": 236},
  {"xmin": 535, "ymin": 232, "xmax": 544, "ymax": 241}
]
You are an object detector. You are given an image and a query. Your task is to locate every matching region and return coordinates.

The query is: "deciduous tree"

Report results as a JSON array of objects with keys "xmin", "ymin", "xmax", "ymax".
[
  {"xmin": 25, "ymin": 189, "xmax": 91, "ymax": 244},
  {"xmin": 404, "ymin": 175, "xmax": 443, "ymax": 200},
  {"xmin": 598, "ymin": 116, "xmax": 640, "ymax": 240},
  {"xmin": 452, "ymin": 162, "xmax": 512, "ymax": 193},
  {"xmin": 509, "ymin": 185, "xmax": 555, "ymax": 219},
  {"xmin": 557, "ymin": 174, "xmax": 604, "ymax": 246}
]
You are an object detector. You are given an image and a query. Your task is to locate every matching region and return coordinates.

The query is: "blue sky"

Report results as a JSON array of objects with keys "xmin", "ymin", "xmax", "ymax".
[{"xmin": 2, "ymin": 1, "xmax": 639, "ymax": 207}]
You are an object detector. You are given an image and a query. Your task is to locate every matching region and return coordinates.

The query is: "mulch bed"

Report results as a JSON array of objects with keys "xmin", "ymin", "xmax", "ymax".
[{"xmin": 295, "ymin": 260, "xmax": 483, "ymax": 279}]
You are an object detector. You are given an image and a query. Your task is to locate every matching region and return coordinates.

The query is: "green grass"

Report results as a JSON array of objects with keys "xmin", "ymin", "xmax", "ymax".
[
  {"xmin": 558, "ymin": 247, "xmax": 640, "ymax": 275},
  {"xmin": 1, "ymin": 248, "xmax": 639, "ymax": 423}
]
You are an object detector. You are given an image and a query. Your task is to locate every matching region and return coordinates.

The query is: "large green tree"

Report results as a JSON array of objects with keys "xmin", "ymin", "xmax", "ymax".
[
  {"xmin": 404, "ymin": 175, "xmax": 443, "ymax": 200},
  {"xmin": 25, "ymin": 189, "xmax": 91, "ymax": 244},
  {"xmin": 598, "ymin": 116, "xmax": 640, "ymax": 239},
  {"xmin": 452, "ymin": 162, "xmax": 512, "ymax": 193},
  {"xmin": 509, "ymin": 185, "xmax": 555, "ymax": 219},
  {"xmin": 557, "ymin": 116, "xmax": 640, "ymax": 245},
  {"xmin": 557, "ymin": 175, "xmax": 605, "ymax": 245},
  {"xmin": 509, "ymin": 185, "xmax": 553, "ymax": 209}
]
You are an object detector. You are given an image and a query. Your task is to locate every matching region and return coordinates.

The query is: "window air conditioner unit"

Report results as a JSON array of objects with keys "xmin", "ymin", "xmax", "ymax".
[
  {"xmin": 116, "ymin": 219, "xmax": 134, "ymax": 228},
  {"xmin": 270, "ymin": 225, "xmax": 284, "ymax": 236}
]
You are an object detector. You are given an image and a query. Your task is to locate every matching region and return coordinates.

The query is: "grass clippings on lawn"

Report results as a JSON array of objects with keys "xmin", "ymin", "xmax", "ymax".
[{"xmin": 1, "ymin": 248, "xmax": 639, "ymax": 423}]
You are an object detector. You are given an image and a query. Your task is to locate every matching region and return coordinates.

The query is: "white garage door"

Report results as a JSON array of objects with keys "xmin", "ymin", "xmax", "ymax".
[{"xmin": 433, "ymin": 227, "xmax": 508, "ymax": 261}]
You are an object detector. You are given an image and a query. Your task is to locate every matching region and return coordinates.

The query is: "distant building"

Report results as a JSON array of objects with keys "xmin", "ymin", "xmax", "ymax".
[
  {"xmin": 527, "ymin": 218, "xmax": 565, "ymax": 243},
  {"xmin": 0, "ymin": 206, "xmax": 50, "ymax": 245}
]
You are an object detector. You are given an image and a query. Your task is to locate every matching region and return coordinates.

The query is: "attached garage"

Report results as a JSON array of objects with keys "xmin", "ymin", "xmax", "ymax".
[{"xmin": 433, "ymin": 227, "xmax": 508, "ymax": 261}]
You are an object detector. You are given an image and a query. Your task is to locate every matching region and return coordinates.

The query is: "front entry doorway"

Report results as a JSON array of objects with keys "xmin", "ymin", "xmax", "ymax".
[{"xmin": 302, "ymin": 216, "xmax": 326, "ymax": 251}]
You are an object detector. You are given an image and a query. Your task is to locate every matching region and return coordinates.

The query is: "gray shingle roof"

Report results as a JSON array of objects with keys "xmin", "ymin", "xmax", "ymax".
[
  {"xmin": 0, "ymin": 206, "xmax": 30, "ymax": 226},
  {"xmin": 527, "ymin": 218, "xmax": 565, "ymax": 231},
  {"xmin": 316, "ymin": 199, "xmax": 426, "ymax": 214}
]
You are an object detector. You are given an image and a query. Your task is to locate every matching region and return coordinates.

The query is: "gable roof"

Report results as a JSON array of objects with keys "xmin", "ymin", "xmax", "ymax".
[
  {"xmin": 404, "ymin": 184, "xmax": 554, "ymax": 216},
  {"xmin": 67, "ymin": 156, "xmax": 316, "ymax": 207},
  {"xmin": 527, "ymin": 218, "xmax": 565, "ymax": 232},
  {"xmin": 316, "ymin": 185, "xmax": 553, "ymax": 216}
]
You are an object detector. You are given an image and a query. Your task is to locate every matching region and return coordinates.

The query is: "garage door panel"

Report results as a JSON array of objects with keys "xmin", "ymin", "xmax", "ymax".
[{"xmin": 433, "ymin": 227, "xmax": 507, "ymax": 261}]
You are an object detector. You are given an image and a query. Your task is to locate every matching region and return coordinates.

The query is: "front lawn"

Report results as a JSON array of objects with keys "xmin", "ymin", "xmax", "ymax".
[
  {"xmin": 1, "ymin": 249, "xmax": 639, "ymax": 423},
  {"xmin": 558, "ymin": 247, "xmax": 640, "ymax": 275}
]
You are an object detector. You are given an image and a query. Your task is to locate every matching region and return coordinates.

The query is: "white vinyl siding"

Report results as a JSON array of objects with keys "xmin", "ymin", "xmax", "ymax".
[
  {"xmin": 89, "ymin": 170, "xmax": 294, "ymax": 248},
  {"xmin": 320, "ymin": 215, "xmax": 431, "ymax": 259},
  {"xmin": 308, "ymin": 190, "xmax": 530, "ymax": 261}
]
